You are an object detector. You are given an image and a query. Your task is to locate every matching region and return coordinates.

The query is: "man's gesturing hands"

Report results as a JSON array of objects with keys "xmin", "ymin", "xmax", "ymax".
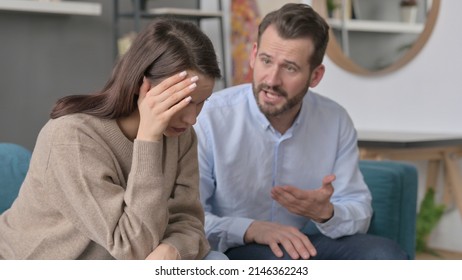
[
  {"xmin": 271, "ymin": 174, "xmax": 335, "ymax": 223},
  {"xmin": 243, "ymin": 175, "xmax": 336, "ymax": 259}
]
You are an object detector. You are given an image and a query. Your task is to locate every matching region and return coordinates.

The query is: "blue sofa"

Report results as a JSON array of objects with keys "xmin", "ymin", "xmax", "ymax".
[
  {"xmin": 0, "ymin": 142, "xmax": 417, "ymax": 259},
  {"xmin": 302, "ymin": 160, "xmax": 418, "ymax": 259}
]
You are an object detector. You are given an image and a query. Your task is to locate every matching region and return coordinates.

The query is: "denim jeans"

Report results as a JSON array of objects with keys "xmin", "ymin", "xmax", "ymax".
[{"xmin": 225, "ymin": 233, "xmax": 408, "ymax": 260}]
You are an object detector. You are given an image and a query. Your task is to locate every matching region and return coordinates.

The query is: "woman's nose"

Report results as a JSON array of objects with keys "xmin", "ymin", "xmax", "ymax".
[{"xmin": 181, "ymin": 104, "xmax": 197, "ymax": 126}]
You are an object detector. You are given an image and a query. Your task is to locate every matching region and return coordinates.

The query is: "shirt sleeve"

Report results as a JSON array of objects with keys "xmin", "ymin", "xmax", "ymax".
[
  {"xmin": 314, "ymin": 113, "xmax": 373, "ymax": 238},
  {"xmin": 160, "ymin": 128, "xmax": 211, "ymax": 260},
  {"xmin": 195, "ymin": 121, "xmax": 254, "ymax": 252}
]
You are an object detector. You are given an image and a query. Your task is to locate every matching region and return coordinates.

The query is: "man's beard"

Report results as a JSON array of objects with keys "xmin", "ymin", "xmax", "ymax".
[{"xmin": 252, "ymin": 82, "xmax": 308, "ymax": 117}]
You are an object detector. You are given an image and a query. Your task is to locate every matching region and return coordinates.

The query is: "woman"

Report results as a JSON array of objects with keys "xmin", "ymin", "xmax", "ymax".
[{"xmin": 0, "ymin": 18, "xmax": 222, "ymax": 260}]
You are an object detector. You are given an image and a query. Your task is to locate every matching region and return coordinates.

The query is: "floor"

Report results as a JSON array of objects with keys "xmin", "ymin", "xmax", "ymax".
[{"xmin": 415, "ymin": 248, "xmax": 462, "ymax": 260}]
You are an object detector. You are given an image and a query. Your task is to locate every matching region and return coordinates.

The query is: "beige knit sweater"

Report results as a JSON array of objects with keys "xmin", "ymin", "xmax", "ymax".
[{"xmin": 0, "ymin": 113, "xmax": 210, "ymax": 259}]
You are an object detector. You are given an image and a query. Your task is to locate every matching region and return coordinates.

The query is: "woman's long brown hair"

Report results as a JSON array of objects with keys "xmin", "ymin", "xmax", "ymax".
[{"xmin": 50, "ymin": 18, "xmax": 221, "ymax": 119}]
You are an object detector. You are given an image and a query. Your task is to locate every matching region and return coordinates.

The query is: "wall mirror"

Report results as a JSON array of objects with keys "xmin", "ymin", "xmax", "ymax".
[{"xmin": 311, "ymin": 0, "xmax": 440, "ymax": 76}]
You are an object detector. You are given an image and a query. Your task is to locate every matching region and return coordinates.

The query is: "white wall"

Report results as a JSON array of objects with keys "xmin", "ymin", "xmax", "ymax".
[
  {"xmin": 316, "ymin": 1, "xmax": 462, "ymax": 252},
  {"xmin": 318, "ymin": 2, "xmax": 461, "ymax": 134}
]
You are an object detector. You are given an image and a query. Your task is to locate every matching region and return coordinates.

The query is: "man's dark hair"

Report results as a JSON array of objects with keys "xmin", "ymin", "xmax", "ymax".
[{"xmin": 258, "ymin": 3, "xmax": 330, "ymax": 69}]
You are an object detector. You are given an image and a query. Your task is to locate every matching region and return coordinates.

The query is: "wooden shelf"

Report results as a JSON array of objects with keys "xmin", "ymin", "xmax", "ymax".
[
  {"xmin": 113, "ymin": 0, "xmax": 228, "ymax": 87},
  {"xmin": 328, "ymin": 19, "xmax": 424, "ymax": 34},
  {"xmin": 147, "ymin": 8, "xmax": 222, "ymax": 19},
  {"xmin": 118, "ymin": 8, "xmax": 223, "ymax": 20},
  {"xmin": 0, "ymin": 0, "xmax": 102, "ymax": 16}
]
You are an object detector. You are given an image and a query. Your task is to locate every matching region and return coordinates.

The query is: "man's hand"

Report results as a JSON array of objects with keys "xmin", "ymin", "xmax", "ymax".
[
  {"xmin": 271, "ymin": 175, "xmax": 335, "ymax": 223},
  {"xmin": 244, "ymin": 221, "xmax": 317, "ymax": 259},
  {"xmin": 145, "ymin": 243, "xmax": 180, "ymax": 260}
]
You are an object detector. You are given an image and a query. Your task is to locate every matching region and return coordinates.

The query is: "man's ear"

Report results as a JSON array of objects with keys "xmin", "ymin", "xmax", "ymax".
[
  {"xmin": 249, "ymin": 42, "xmax": 258, "ymax": 70},
  {"xmin": 309, "ymin": 64, "xmax": 325, "ymax": 88}
]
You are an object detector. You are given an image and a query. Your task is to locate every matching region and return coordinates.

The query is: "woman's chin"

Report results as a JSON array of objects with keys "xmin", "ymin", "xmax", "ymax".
[{"xmin": 164, "ymin": 128, "xmax": 186, "ymax": 137}]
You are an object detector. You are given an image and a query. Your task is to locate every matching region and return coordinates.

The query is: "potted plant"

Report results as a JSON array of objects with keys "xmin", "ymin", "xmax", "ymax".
[
  {"xmin": 415, "ymin": 188, "xmax": 445, "ymax": 256},
  {"xmin": 400, "ymin": 0, "xmax": 418, "ymax": 23},
  {"xmin": 326, "ymin": 0, "xmax": 340, "ymax": 18},
  {"xmin": 327, "ymin": 0, "xmax": 353, "ymax": 20},
  {"xmin": 326, "ymin": 0, "xmax": 341, "ymax": 18}
]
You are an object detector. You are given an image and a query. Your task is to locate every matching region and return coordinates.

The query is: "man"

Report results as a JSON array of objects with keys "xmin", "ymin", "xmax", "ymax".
[{"xmin": 194, "ymin": 3, "xmax": 407, "ymax": 260}]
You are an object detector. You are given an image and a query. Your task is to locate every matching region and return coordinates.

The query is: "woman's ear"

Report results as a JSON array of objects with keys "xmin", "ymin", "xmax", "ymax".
[
  {"xmin": 138, "ymin": 76, "xmax": 150, "ymax": 96},
  {"xmin": 136, "ymin": 77, "xmax": 145, "ymax": 95}
]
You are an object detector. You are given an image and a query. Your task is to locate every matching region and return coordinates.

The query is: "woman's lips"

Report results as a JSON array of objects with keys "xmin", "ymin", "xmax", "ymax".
[{"xmin": 171, "ymin": 127, "xmax": 187, "ymax": 133}]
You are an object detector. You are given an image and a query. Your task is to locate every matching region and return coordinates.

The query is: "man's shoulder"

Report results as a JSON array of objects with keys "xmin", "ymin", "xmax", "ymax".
[
  {"xmin": 308, "ymin": 91, "xmax": 349, "ymax": 115},
  {"xmin": 204, "ymin": 83, "xmax": 252, "ymax": 109},
  {"xmin": 196, "ymin": 84, "xmax": 252, "ymax": 133}
]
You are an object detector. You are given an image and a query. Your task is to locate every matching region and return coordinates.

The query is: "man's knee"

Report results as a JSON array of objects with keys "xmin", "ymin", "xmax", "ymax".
[
  {"xmin": 312, "ymin": 233, "xmax": 409, "ymax": 260},
  {"xmin": 357, "ymin": 235, "xmax": 409, "ymax": 260},
  {"xmin": 226, "ymin": 244, "xmax": 293, "ymax": 260}
]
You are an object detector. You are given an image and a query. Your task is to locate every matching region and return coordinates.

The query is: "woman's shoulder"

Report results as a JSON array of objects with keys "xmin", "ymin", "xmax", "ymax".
[
  {"xmin": 42, "ymin": 114, "xmax": 107, "ymax": 145},
  {"xmin": 49, "ymin": 113, "xmax": 100, "ymax": 126}
]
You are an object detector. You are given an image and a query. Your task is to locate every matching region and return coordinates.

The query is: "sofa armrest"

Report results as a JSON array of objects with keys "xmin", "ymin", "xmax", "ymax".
[{"xmin": 359, "ymin": 160, "xmax": 418, "ymax": 259}]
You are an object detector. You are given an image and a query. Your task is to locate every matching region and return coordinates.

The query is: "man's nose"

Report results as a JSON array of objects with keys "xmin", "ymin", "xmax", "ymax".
[{"xmin": 265, "ymin": 66, "xmax": 282, "ymax": 87}]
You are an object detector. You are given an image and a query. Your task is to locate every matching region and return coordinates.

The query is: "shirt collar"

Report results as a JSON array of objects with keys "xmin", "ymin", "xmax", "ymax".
[{"xmin": 247, "ymin": 86, "xmax": 272, "ymax": 131}]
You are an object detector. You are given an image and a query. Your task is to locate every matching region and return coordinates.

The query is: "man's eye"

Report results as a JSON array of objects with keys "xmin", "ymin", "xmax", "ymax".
[
  {"xmin": 286, "ymin": 66, "xmax": 296, "ymax": 72},
  {"xmin": 262, "ymin": 58, "xmax": 271, "ymax": 64}
]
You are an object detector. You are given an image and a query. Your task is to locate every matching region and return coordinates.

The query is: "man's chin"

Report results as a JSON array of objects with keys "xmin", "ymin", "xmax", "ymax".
[
  {"xmin": 254, "ymin": 89, "xmax": 286, "ymax": 116},
  {"xmin": 258, "ymin": 103, "xmax": 284, "ymax": 117}
]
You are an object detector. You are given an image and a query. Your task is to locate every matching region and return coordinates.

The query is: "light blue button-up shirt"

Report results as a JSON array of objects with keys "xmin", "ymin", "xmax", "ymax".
[{"xmin": 195, "ymin": 84, "xmax": 372, "ymax": 252}]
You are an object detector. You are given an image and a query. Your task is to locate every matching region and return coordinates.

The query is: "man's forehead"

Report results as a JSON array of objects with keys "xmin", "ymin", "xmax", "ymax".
[{"xmin": 258, "ymin": 28, "xmax": 314, "ymax": 66}]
